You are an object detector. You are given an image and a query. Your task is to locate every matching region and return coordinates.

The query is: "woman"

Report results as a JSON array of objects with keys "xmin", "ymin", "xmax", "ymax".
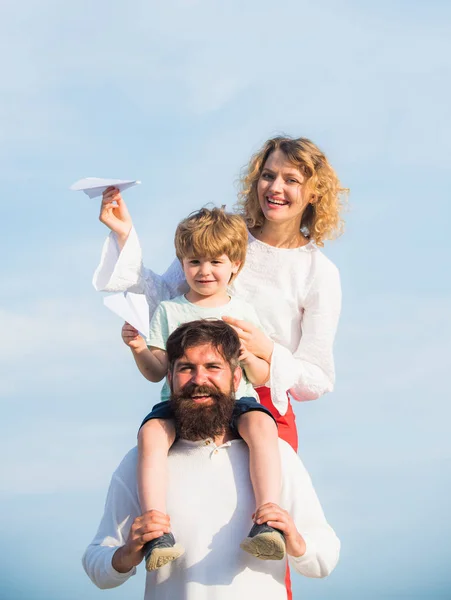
[{"xmin": 94, "ymin": 136, "xmax": 347, "ymax": 452}]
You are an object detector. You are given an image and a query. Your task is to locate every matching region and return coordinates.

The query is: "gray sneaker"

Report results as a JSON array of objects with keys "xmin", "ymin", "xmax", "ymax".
[
  {"xmin": 144, "ymin": 533, "xmax": 185, "ymax": 571},
  {"xmin": 240, "ymin": 522, "xmax": 286, "ymax": 560}
]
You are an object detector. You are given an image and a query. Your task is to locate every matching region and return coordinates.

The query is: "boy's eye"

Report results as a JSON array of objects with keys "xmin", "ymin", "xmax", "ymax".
[{"xmin": 189, "ymin": 260, "xmax": 200, "ymax": 265}]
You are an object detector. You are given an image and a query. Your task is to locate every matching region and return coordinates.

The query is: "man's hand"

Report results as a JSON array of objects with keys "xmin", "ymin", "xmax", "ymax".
[
  {"xmin": 254, "ymin": 503, "xmax": 307, "ymax": 558},
  {"xmin": 100, "ymin": 187, "xmax": 133, "ymax": 247},
  {"xmin": 122, "ymin": 322, "xmax": 147, "ymax": 353},
  {"xmin": 112, "ymin": 510, "xmax": 172, "ymax": 573},
  {"xmin": 222, "ymin": 317, "xmax": 274, "ymax": 363}
]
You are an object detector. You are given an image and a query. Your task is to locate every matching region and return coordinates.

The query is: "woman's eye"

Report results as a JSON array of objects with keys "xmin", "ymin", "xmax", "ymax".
[
  {"xmin": 287, "ymin": 178, "xmax": 298, "ymax": 184},
  {"xmin": 261, "ymin": 172, "xmax": 273, "ymax": 180}
]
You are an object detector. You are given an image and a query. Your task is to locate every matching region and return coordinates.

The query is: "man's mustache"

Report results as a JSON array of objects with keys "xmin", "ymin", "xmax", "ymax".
[{"xmin": 176, "ymin": 382, "xmax": 222, "ymax": 400}]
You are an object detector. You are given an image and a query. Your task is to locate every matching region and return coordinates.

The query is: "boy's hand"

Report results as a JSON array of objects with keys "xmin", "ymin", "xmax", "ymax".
[
  {"xmin": 100, "ymin": 187, "xmax": 133, "ymax": 246},
  {"xmin": 239, "ymin": 343, "xmax": 252, "ymax": 364},
  {"xmin": 122, "ymin": 322, "xmax": 147, "ymax": 352},
  {"xmin": 222, "ymin": 317, "xmax": 274, "ymax": 363}
]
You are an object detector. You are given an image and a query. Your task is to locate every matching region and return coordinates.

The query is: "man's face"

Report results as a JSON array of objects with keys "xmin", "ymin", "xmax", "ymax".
[{"xmin": 168, "ymin": 343, "xmax": 242, "ymax": 440}]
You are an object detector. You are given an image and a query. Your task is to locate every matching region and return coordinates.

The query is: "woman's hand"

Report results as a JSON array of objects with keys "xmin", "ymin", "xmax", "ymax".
[
  {"xmin": 222, "ymin": 317, "xmax": 274, "ymax": 363},
  {"xmin": 100, "ymin": 187, "xmax": 133, "ymax": 248},
  {"xmin": 253, "ymin": 503, "xmax": 307, "ymax": 558}
]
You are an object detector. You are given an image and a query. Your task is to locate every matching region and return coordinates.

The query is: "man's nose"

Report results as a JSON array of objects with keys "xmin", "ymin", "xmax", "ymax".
[{"xmin": 191, "ymin": 368, "xmax": 208, "ymax": 384}]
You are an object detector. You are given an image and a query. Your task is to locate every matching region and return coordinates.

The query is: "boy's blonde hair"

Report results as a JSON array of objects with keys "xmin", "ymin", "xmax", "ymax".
[
  {"xmin": 236, "ymin": 136, "xmax": 348, "ymax": 247},
  {"xmin": 174, "ymin": 207, "xmax": 248, "ymax": 278}
]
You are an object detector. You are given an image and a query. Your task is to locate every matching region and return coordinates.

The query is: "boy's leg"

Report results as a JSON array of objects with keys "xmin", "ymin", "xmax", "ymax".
[
  {"xmin": 236, "ymin": 410, "xmax": 281, "ymax": 508},
  {"xmin": 236, "ymin": 406, "xmax": 285, "ymax": 561},
  {"xmin": 138, "ymin": 418, "xmax": 176, "ymax": 514},
  {"xmin": 137, "ymin": 414, "xmax": 184, "ymax": 571}
]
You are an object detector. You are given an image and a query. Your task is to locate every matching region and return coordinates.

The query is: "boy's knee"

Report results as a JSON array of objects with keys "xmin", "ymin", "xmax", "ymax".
[
  {"xmin": 239, "ymin": 410, "xmax": 277, "ymax": 433},
  {"xmin": 138, "ymin": 418, "xmax": 176, "ymax": 448}
]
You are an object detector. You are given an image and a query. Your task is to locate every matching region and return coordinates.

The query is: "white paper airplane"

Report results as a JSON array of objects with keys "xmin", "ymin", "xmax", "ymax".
[
  {"xmin": 70, "ymin": 177, "xmax": 141, "ymax": 199},
  {"xmin": 103, "ymin": 292, "xmax": 149, "ymax": 339}
]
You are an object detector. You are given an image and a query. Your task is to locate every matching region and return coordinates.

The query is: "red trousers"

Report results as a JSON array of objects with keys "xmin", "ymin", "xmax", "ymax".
[{"xmin": 256, "ymin": 387, "xmax": 298, "ymax": 600}]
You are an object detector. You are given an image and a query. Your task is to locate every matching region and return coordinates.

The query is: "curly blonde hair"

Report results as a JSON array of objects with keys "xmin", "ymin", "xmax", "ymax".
[{"xmin": 236, "ymin": 136, "xmax": 348, "ymax": 246}]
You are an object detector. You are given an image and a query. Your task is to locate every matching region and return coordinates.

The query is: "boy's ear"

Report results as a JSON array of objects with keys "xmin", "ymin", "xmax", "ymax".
[{"xmin": 231, "ymin": 261, "xmax": 241, "ymax": 274}]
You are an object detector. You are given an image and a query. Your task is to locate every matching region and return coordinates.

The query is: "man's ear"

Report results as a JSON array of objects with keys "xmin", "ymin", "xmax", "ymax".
[
  {"xmin": 233, "ymin": 364, "xmax": 242, "ymax": 391},
  {"xmin": 167, "ymin": 370, "xmax": 172, "ymax": 386}
]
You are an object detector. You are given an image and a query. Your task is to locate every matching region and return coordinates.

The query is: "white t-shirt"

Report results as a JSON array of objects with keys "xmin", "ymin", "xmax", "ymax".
[
  {"xmin": 148, "ymin": 295, "xmax": 263, "ymax": 402},
  {"xmin": 82, "ymin": 438, "xmax": 340, "ymax": 600}
]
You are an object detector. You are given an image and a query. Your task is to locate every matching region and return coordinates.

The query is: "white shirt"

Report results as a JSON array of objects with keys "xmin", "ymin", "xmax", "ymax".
[
  {"xmin": 82, "ymin": 439, "xmax": 340, "ymax": 600},
  {"xmin": 93, "ymin": 229, "xmax": 341, "ymax": 415}
]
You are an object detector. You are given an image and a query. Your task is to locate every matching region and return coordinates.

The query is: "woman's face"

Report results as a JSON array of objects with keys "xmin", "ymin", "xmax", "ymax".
[{"xmin": 257, "ymin": 149, "xmax": 310, "ymax": 227}]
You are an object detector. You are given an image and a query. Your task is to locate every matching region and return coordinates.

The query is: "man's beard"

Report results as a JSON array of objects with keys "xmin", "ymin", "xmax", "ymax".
[{"xmin": 169, "ymin": 382, "xmax": 235, "ymax": 441}]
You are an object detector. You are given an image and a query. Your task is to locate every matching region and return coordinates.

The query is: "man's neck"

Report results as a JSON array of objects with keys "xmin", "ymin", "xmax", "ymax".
[
  {"xmin": 212, "ymin": 429, "xmax": 238, "ymax": 445},
  {"xmin": 183, "ymin": 428, "xmax": 238, "ymax": 446}
]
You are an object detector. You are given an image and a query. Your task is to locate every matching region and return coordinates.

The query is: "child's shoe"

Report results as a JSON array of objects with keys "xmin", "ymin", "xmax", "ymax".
[
  {"xmin": 144, "ymin": 532, "xmax": 185, "ymax": 571},
  {"xmin": 240, "ymin": 522, "xmax": 286, "ymax": 560}
]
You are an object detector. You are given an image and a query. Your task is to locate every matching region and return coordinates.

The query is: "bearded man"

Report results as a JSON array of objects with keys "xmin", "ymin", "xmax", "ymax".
[{"xmin": 83, "ymin": 320, "xmax": 340, "ymax": 600}]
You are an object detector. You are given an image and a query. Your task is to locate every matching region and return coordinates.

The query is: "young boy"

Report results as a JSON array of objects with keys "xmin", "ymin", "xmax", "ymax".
[{"xmin": 122, "ymin": 207, "xmax": 284, "ymax": 571}]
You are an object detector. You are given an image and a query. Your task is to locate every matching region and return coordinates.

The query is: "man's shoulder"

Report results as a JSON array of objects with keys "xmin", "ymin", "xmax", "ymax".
[
  {"xmin": 112, "ymin": 447, "xmax": 139, "ymax": 487},
  {"xmin": 278, "ymin": 439, "xmax": 308, "ymax": 474}
]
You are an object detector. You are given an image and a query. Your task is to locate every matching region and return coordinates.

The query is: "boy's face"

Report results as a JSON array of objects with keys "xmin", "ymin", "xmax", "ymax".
[{"xmin": 182, "ymin": 254, "xmax": 240, "ymax": 298}]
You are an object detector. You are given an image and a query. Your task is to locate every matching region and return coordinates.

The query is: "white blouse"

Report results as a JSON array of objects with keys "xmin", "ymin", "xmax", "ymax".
[{"xmin": 94, "ymin": 229, "xmax": 342, "ymax": 415}]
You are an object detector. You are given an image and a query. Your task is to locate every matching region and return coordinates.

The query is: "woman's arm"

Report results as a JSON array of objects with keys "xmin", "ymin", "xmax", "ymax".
[
  {"xmin": 93, "ymin": 193, "xmax": 187, "ymax": 317},
  {"xmin": 225, "ymin": 260, "xmax": 341, "ymax": 415},
  {"xmin": 270, "ymin": 260, "xmax": 341, "ymax": 411}
]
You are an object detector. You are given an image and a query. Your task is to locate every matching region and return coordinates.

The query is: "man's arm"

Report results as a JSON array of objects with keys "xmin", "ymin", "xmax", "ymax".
[
  {"xmin": 112, "ymin": 510, "xmax": 172, "ymax": 572},
  {"xmin": 82, "ymin": 461, "xmax": 140, "ymax": 590},
  {"xmin": 277, "ymin": 441, "xmax": 341, "ymax": 578},
  {"xmin": 82, "ymin": 450, "xmax": 172, "ymax": 590}
]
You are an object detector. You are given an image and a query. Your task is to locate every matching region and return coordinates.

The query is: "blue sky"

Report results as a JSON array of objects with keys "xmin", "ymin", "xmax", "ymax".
[{"xmin": 1, "ymin": 0, "xmax": 450, "ymax": 598}]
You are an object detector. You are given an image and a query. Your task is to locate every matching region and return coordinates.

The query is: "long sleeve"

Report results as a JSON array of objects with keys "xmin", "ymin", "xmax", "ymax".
[
  {"xmin": 82, "ymin": 471, "xmax": 140, "ymax": 589},
  {"xmin": 269, "ymin": 258, "xmax": 341, "ymax": 415},
  {"xmin": 93, "ymin": 227, "xmax": 187, "ymax": 316},
  {"xmin": 280, "ymin": 442, "xmax": 340, "ymax": 578}
]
